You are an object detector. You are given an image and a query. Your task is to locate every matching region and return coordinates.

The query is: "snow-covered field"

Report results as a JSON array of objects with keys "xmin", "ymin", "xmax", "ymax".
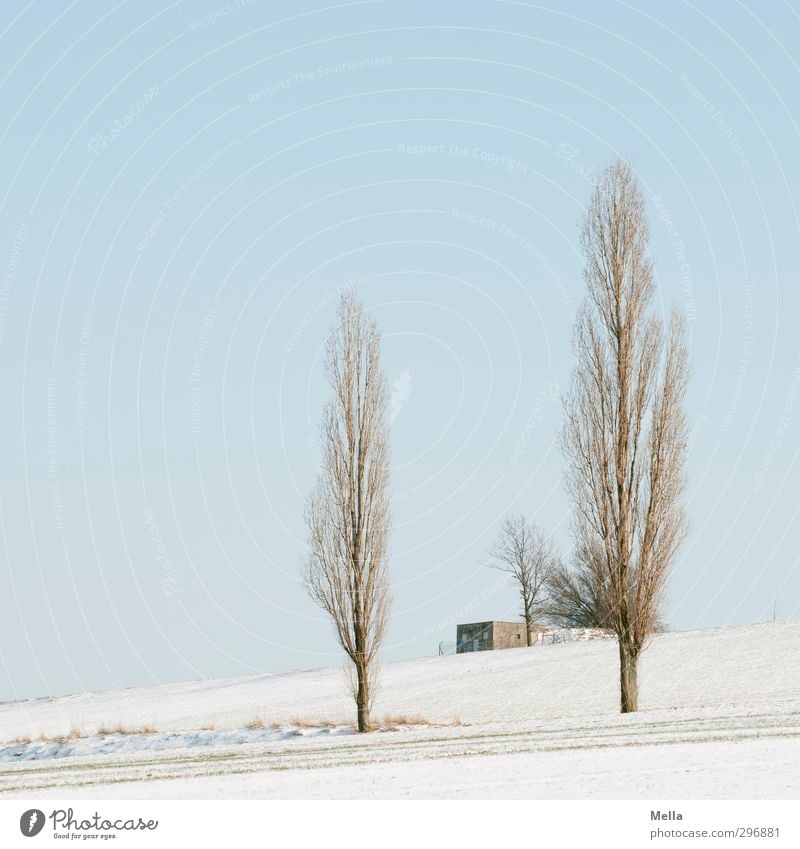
[{"xmin": 1, "ymin": 621, "xmax": 799, "ymax": 799}]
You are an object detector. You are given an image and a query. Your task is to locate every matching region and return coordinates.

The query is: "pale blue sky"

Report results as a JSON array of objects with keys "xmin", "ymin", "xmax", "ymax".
[{"xmin": 1, "ymin": 0, "xmax": 798, "ymax": 700}]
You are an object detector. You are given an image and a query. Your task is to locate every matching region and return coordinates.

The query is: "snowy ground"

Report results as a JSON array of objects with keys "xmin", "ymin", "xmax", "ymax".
[{"xmin": 1, "ymin": 621, "xmax": 799, "ymax": 798}]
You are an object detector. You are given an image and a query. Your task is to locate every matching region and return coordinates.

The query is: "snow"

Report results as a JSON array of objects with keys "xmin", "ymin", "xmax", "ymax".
[
  {"xmin": 29, "ymin": 736, "xmax": 796, "ymax": 800},
  {"xmin": 1, "ymin": 620, "xmax": 798, "ymax": 798}
]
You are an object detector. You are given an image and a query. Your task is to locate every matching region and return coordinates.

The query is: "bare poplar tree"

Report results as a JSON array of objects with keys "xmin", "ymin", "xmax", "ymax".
[
  {"xmin": 304, "ymin": 290, "xmax": 391, "ymax": 732},
  {"xmin": 561, "ymin": 159, "xmax": 689, "ymax": 713},
  {"xmin": 486, "ymin": 515, "xmax": 558, "ymax": 646}
]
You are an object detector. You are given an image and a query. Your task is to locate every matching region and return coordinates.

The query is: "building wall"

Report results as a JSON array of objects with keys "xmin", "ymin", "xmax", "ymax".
[
  {"xmin": 456, "ymin": 620, "xmax": 542, "ymax": 652},
  {"xmin": 491, "ymin": 621, "xmax": 528, "ymax": 649},
  {"xmin": 456, "ymin": 622, "xmax": 492, "ymax": 652}
]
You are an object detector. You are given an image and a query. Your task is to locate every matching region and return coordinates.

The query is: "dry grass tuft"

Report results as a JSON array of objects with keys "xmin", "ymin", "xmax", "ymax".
[
  {"xmin": 271, "ymin": 714, "xmax": 453, "ymax": 733},
  {"xmin": 200, "ymin": 722, "xmax": 216, "ymax": 732},
  {"xmin": 375, "ymin": 715, "xmax": 467, "ymax": 732},
  {"xmin": 244, "ymin": 717, "xmax": 266, "ymax": 730},
  {"xmin": 97, "ymin": 723, "xmax": 157, "ymax": 736},
  {"xmin": 287, "ymin": 717, "xmax": 338, "ymax": 729},
  {"xmin": 379, "ymin": 714, "xmax": 428, "ymax": 728}
]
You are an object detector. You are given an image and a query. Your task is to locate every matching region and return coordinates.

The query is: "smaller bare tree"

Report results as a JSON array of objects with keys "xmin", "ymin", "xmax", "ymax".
[
  {"xmin": 547, "ymin": 537, "xmax": 668, "ymax": 632},
  {"xmin": 546, "ymin": 538, "xmax": 614, "ymax": 630},
  {"xmin": 486, "ymin": 516, "xmax": 558, "ymax": 645}
]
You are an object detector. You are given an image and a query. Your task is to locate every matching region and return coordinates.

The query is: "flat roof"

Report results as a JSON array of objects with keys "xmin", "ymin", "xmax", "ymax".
[{"xmin": 457, "ymin": 620, "xmax": 545, "ymax": 628}]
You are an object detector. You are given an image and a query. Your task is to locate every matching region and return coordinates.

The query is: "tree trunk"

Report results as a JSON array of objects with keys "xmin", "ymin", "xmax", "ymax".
[
  {"xmin": 355, "ymin": 661, "xmax": 370, "ymax": 732},
  {"xmin": 522, "ymin": 588, "xmax": 533, "ymax": 648},
  {"xmin": 618, "ymin": 639, "xmax": 639, "ymax": 713}
]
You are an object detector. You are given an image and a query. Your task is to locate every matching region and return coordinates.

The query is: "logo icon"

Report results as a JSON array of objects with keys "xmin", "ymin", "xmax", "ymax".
[
  {"xmin": 390, "ymin": 369, "xmax": 413, "ymax": 423},
  {"xmin": 19, "ymin": 809, "xmax": 45, "ymax": 837}
]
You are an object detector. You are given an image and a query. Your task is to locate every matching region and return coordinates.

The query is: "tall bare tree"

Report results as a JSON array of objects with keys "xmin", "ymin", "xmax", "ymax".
[
  {"xmin": 304, "ymin": 290, "xmax": 391, "ymax": 732},
  {"xmin": 561, "ymin": 159, "xmax": 689, "ymax": 713},
  {"xmin": 486, "ymin": 515, "xmax": 558, "ymax": 646}
]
